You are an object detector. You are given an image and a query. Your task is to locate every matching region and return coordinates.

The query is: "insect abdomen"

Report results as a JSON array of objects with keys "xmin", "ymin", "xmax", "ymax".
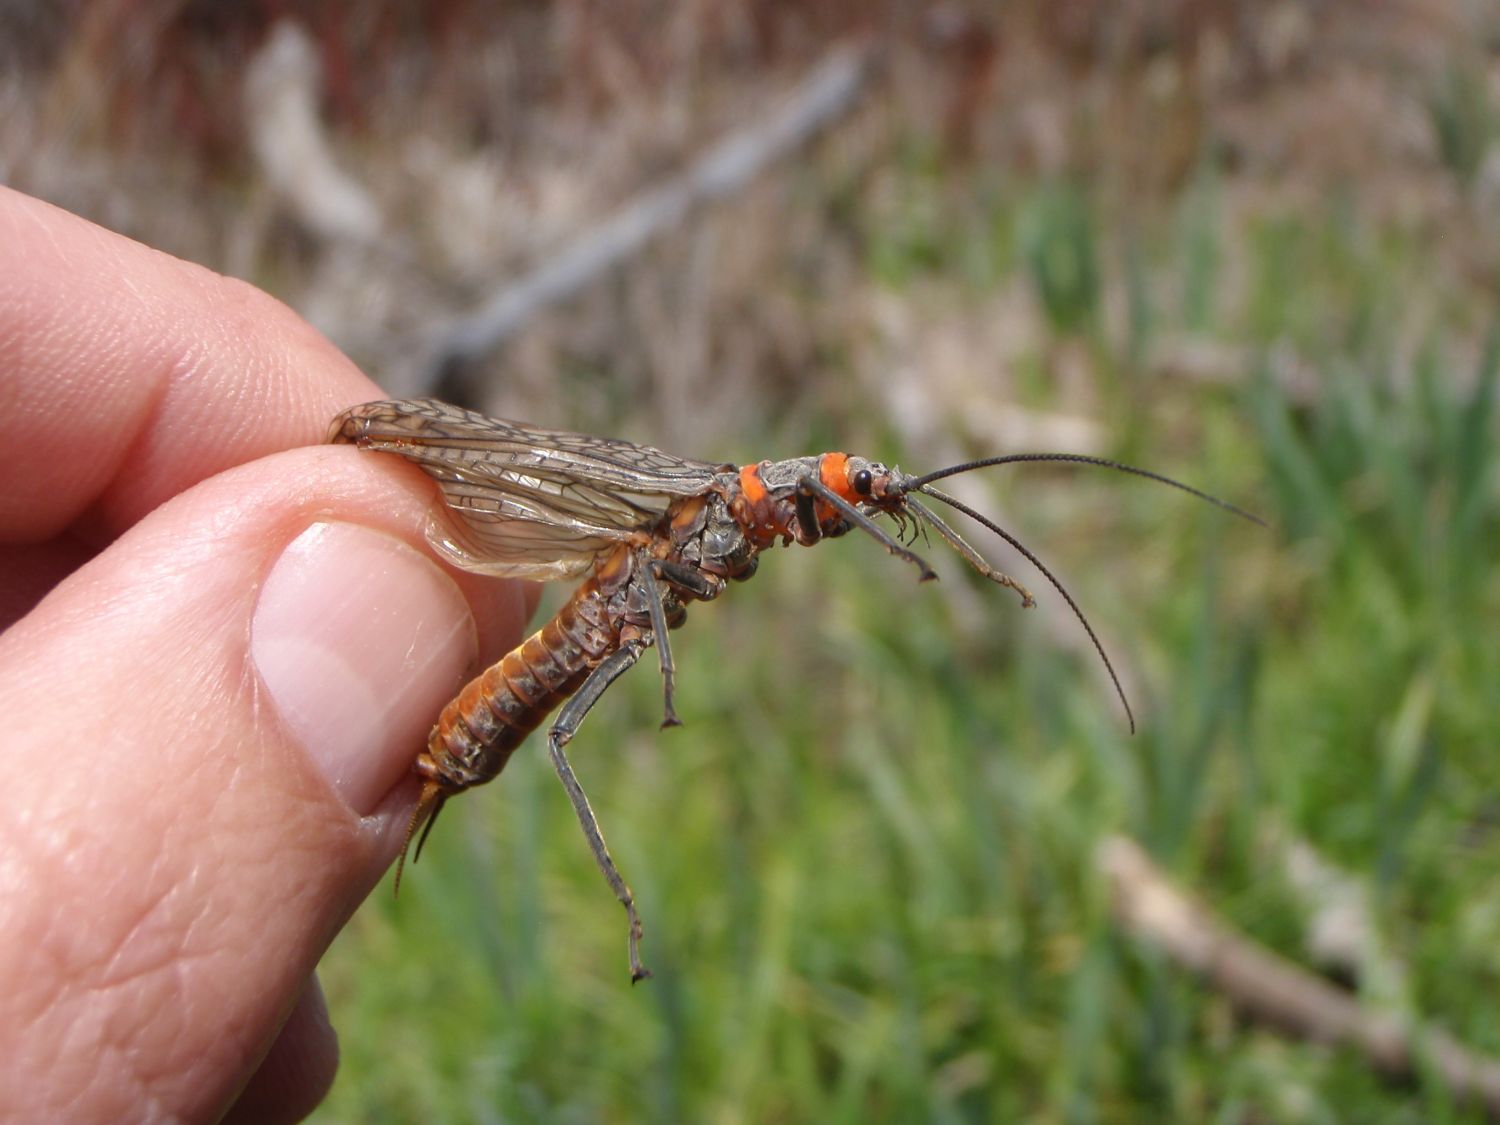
[{"xmin": 427, "ymin": 579, "xmax": 614, "ymax": 789}]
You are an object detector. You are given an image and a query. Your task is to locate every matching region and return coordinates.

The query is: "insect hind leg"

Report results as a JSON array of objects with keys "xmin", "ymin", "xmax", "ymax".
[{"xmin": 548, "ymin": 640, "xmax": 653, "ymax": 982}]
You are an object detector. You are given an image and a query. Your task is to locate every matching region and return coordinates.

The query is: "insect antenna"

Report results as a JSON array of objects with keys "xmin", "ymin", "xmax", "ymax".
[
  {"xmin": 916, "ymin": 484, "xmax": 1137, "ymax": 734},
  {"xmin": 897, "ymin": 452, "xmax": 1260, "ymax": 733},
  {"xmin": 905, "ymin": 453, "xmax": 1266, "ymax": 528}
]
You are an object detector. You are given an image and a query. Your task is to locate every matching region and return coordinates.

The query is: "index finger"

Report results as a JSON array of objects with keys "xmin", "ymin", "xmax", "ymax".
[{"xmin": 0, "ymin": 186, "xmax": 378, "ymax": 541}]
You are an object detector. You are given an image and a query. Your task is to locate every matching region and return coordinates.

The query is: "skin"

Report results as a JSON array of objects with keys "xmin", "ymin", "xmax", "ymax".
[{"xmin": 0, "ymin": 186, "xmax": 533, "ymax": 1122}]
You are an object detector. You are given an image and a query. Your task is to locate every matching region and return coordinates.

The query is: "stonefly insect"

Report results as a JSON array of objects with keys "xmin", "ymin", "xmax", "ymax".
[{"xmin": 329, "ymin": 398, "xmax": 1261, "ymax": 981}]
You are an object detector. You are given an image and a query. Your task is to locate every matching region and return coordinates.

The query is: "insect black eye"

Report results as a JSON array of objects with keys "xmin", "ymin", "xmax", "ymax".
[{"xmin": 853, "ymin": 469, "xmax": 873, "ymax": 495}]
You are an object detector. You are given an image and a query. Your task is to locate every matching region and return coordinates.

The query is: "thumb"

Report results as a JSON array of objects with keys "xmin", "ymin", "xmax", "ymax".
[{"xmin": 0, "ymin": 442, "xmax": 529, "ymax": 1122}]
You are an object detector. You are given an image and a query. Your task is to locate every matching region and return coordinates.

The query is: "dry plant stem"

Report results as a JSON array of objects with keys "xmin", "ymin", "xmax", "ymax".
[
  {"xmin": 422, "ymin": 43, "xmax": 875, "ymax": 395},
  {"xmin": 243, "ymin": 20, "xmax": 382, "ymax": 244},
  {"xmin": 1099, "ymin": 837, "xmax": 1500, "ymax": 1118}
]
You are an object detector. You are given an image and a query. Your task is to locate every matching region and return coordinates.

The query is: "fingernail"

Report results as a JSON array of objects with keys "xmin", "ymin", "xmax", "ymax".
[{"xmin": 251, "ymin": 522, "xmax": 475, "ymax": 816}]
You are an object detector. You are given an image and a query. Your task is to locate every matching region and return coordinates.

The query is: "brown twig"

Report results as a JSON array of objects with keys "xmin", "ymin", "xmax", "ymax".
[
  {"xmin": 416, "ymin": 43, "xmax": 876, "ymax": 401},
  {"xmin": 1099, "ymin": 836, "xmax": 1500, "ymax": 1117}
]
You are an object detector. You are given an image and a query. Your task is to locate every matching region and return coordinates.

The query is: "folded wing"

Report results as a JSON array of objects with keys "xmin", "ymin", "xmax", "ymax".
[{"xmin": 330, "ymin": 399, "xmax": 728, "ymax": 580}]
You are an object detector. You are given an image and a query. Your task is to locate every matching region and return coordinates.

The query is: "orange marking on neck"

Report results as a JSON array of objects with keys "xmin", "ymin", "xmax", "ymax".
[
  {"xmin": 819, "ymin": 452, "xmax": 851, "ymax": 500},
  {"xmin": 738, "ymin": 463, "xmax": 768, "ymax": 506},
  {"xmin": 736, "ymin": 462, "xmax": 784, "ymax": 546}
]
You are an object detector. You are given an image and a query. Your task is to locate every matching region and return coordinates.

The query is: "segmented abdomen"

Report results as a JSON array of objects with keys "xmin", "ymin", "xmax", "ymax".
[{"xmin": 427, "ymin": 576, "xmax": 616, "ymax": 790}]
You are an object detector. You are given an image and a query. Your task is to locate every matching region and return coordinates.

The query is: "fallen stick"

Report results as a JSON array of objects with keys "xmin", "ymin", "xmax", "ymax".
[
  {"xmin": 417, "ymin": 43, "xmax": 875, "ymax": 400},
  {"xmin": 1099, "ymin": 835, "xmax": 1500, "ymax": 1117}
]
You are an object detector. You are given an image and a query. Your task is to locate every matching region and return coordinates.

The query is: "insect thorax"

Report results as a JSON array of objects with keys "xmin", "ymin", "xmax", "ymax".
[
  {"xmin": 668, "ymin": 485, "xmax": 759, "ymax": 583},
  {"xmin": 756, "ymin": 456, "xmax": 826, "ymax": 491}
]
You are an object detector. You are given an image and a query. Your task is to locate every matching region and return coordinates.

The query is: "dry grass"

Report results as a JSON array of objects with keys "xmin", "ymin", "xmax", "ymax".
[{"xmin": 5, "ymin": 0, "xmax": 1496, "ymax": 445}]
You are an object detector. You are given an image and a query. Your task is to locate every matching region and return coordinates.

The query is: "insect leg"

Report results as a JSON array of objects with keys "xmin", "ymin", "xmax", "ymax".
[
  {"xmin": 905, "ymin": 496, "xmax": 1036, "ymax": 607},
  {"xmin": 548, "ymin": 640, "xmax": 654, "ymax": 982},
  {"xmin": 794, "ymin": 487, "xmax": 822, "ymax": 545},
  {"xmin": 795, "ymin": 475, "xmax": 937, "ymax": 581},
  {"xmin": 635, "ymin": 553, "xmax": 681, "ymax": 729},
  {"xmin": 653, "ymin": 558, "xmax": 719, "ymax": 599}
]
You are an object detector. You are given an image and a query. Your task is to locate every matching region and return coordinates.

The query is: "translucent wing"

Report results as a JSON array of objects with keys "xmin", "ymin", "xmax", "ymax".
[{"xmin": 329, "ymin": 399, "xmax": 729, "ymax": 580}]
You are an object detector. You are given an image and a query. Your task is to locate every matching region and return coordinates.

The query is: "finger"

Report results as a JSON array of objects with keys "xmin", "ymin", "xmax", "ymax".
[
  {"xmin": 221, "ymin": 975, "xmax": 339, "ymax": 1125},
  {"xmin": 0, "ymin": 443, "xmax": 531, "ymax": 1121},
  {"xmin": 0, "ymin": 185, "xmax": 375, "ymax": 542}
]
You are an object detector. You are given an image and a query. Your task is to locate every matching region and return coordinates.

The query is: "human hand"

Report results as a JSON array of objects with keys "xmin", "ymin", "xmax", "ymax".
[{"xmin": 0, "ymin": 187, "xmax": 532, "ymax": 1122}]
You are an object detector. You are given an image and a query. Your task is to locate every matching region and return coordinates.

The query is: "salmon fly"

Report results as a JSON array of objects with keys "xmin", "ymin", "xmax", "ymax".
[{"xmin": 329, "ymin": 398, "xmax": 1260, "ymax": 981}]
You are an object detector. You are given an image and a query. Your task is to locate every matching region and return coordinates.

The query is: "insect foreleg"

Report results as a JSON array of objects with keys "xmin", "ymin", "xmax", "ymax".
[
  {"xmin": 635, "ymin": 553, "xmax": 681, "ymax": 729},
  {"xmin": 794, "ymin": 486, "xmax": 822, "ymax": 545},
  {"xmin": 549, "ymin": 640, "xmax": 653, "ymax": 982},
  {"xmin": 795, "ymin": 475, "xmax": 938, "ymax": 582},
  {"xmin": 906, "ymin": 497, "xmax": 1036, "ymax": 607}
]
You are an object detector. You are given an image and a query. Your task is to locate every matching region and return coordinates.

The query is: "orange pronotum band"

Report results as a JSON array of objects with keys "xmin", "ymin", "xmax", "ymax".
[
  {"xmin": 819, "ymin": 452, "xmax": 850, "ymax": 500},
  {"xmin": 738, "ymin": 463, "xmax": 769, "ymax": 507}
]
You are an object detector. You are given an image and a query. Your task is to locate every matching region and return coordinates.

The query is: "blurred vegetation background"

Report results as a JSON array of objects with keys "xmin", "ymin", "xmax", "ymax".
[{"xmin": 7, "ymin": 1, "xmax": 1500, "ymax": 1120}]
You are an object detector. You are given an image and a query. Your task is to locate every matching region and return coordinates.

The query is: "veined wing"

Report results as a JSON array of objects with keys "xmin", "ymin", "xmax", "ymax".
[{"xmin": 329, "ymin": 399, "xmax": 729, "ymax": 580}]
